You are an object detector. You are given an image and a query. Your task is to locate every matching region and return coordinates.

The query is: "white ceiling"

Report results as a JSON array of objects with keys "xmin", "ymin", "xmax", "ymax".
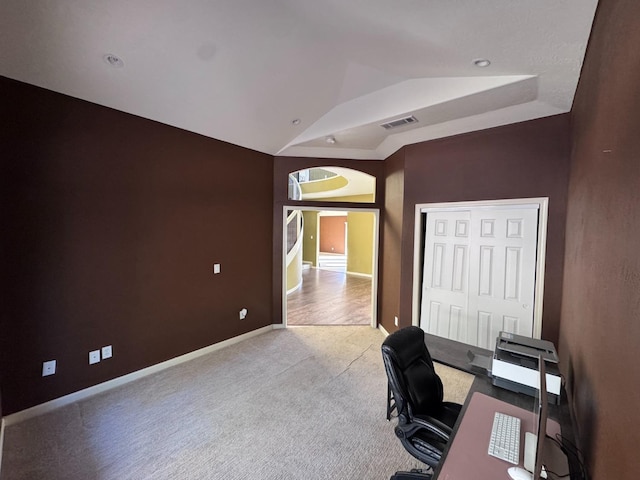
[{"xmin": 0, "ymin": 0, "xmax": 598, "ymax": 160}]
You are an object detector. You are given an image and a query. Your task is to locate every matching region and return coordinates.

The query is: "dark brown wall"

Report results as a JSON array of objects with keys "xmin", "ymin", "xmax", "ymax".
[
  {"xmin": 382, "ymin": 115, "xmax": 571, "ymax": 345},
  {"xmin": 561, "ymin": 0, "xmax": 640, "ymax": 478},
  {"xmin": 0, "ymin": 77, "xmax": 274, "ymax": 415},
  {"xmin": 272, "ymin": 157, "xmax": 385, "ymax": 324},
  {"xmin": 379, "ymin": 149, "xmax": 405, "ymax": 333}
]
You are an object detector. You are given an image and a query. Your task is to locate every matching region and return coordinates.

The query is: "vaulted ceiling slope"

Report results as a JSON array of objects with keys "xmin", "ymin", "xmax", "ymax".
[{"xmin": 0, "ymin": 0, "xmax": 598, "ymax": 160}]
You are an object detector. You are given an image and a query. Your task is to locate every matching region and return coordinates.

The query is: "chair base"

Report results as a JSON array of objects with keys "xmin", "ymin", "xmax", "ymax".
[{"xmin": 390, "ymin": 468, "xmax": 433, "ymax": 479}]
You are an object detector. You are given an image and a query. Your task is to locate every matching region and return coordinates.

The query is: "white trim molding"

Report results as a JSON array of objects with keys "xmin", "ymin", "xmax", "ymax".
[
  {"xmin": 378, "ymin": 323, "xmax": 391, "ymax": 338},
  {"xmin": 0, "ymin": 417, "xmax": 5, "ymax": 476},
  {"xmin": 3, "ymin": 325, "xmax": 274, "ymax": 427},
  {"xmin": 345, "ymin": 271, "xmax": 373, "ymax": 278},
  {"xmin": 281, "ymin": 206, "xmax": 380, "ymax": 329}
]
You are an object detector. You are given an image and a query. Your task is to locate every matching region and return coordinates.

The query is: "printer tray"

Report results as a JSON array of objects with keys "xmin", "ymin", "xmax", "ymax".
[{"xmin": 496, "ymin": 332, "xmax": 558, "ymax": 363}]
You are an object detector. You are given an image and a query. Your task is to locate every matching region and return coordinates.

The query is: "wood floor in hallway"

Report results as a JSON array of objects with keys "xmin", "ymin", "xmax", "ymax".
[{"xmin": 287, "ymin": 268, "xmax": 372, "ymax": 325}]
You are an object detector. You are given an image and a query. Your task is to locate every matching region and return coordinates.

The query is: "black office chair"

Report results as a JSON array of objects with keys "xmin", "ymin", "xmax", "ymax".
[{"xmin": 381, "ymin": 326, "xmax": 462, "ymax": 469}]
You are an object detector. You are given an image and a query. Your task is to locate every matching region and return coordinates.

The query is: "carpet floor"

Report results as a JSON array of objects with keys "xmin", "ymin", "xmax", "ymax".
[{"xmin": 1, "ymin": 326, "xmax": 473, "ymax": 480}]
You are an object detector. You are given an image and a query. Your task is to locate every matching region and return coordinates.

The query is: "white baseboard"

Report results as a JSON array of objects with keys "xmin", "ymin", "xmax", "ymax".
[
  {"xmin": 3, "ymin": 325, "xmax": 274, "ymax": 427},
  {"xmin": 346, "ymin": 271, "xmax": 373, "ymax": 278},
  {"xmin": 378, "ymin": 324, "xmax": 390, "ymax": 337},
  {"xmin": 0, "ymin": 417, "xmax": 5, "ymax": 476}
]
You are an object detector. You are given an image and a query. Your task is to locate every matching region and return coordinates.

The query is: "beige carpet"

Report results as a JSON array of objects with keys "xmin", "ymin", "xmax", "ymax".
[{"xmin": 1, "ymin": 326, "xmax": 473, "ymax": 480}]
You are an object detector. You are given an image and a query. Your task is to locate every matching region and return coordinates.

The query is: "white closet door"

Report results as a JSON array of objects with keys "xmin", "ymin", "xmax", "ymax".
[
  {"xmin": 420, "ymin": 205, "xmax": 539, "ymax": 348},
  {"xmin": 467, "ymin": 207, "xmax": 539, "ymax": 349},
  {"xmin": 419, "ymin": 211, "xmax": 471, "ymax": 342}
]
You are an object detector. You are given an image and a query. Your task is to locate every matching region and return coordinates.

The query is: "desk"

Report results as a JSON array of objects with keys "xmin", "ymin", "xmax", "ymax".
[
  {"xmin": 425, "ymin": 332, "xmax": 493, "ymax": 375},
  {"xmin": 427, "ymin": 339, "xmax": 579, "ymax": 479}
]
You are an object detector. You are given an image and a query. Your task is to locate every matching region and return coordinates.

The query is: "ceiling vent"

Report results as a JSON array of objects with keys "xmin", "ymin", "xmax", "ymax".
[{"xmin": 380, "ymin": 115, "xmax": 418, "ymax": 130}]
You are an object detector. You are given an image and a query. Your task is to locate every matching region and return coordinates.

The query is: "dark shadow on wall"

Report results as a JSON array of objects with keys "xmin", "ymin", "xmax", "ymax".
[{"xmin": 565, "ymin": 354, "xmax": 597, "ymax": 479}]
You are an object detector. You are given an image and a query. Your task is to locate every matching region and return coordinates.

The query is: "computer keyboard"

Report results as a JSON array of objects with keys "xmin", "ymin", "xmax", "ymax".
[{"xmin": 488, "ymin": 412, "xmax": 521, "ymax": 464}]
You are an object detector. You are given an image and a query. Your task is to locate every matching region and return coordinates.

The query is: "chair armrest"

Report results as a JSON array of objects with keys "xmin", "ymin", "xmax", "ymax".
[
  {"xmin": 441, "ymin": 401, "xmax": 462, "ymax": 414},
  {"xmin": 441, "ymin": 401, "xmax": 463, "ymax": 421},
  {"xmin": 396, "ymin": 414, "xmax": 453, "ymax": 443}
]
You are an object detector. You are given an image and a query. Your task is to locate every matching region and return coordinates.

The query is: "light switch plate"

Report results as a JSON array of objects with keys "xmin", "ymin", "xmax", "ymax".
[
  {"xmin": 213, "ymin": 263, "xmax": 221, "ymax": 274},
  {"xmin": 101, "ymin": 345, "xmax": 113, "ymax": 359}
]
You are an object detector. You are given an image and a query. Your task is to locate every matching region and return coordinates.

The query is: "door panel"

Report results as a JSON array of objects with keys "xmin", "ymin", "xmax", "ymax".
[
  {"xmin": 468, "ymin": 207, "xmax": 538, "ymax": 348},
  {"xmin": 420, "ymin": 211, "xmax": 471, "ymax": 343}
]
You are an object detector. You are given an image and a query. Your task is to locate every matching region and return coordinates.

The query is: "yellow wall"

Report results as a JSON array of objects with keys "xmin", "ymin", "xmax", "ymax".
[
  {"xmin": 347, "ymin": 212, "xmax": 374, "ymax": 275},
  {"xmin": 302, "ymin": 210, "xmax": 318, "ymax": 266},
  {"xmin": 300, "ymin": 175, "xmax": 349, "ymax": 194},
  {"xmin": 287, "ymin": 246, "xmax": 303, "ymax": 291},
  {"xmin": 299, "ymin": 209, "xmax": 375, "ymax": 275},
  {"xmin": 321, "ymin": 193, "xmax": 375, "ymax": 203}
]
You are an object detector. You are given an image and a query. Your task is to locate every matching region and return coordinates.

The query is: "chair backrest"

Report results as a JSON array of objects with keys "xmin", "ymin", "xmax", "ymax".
[{"xmin": 382, "ymin": 326, "xmax": 444, "ymax": 419}]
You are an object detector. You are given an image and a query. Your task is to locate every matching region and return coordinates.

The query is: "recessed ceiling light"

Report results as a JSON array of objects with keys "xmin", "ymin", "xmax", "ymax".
[
  {"xmin": 473, "ymin": 58, "xmax": 491, "ymax": 68},
  {"xmin": 291, "ymin": 118, "xmax": 301, "ymax": 126},
  {"xmin": 103, "ymin": 53, "xmax": 124, "ymax": 68},
  {"xmin": 325, "ymin": 136, "xmax": 336, "ymax": 144}
]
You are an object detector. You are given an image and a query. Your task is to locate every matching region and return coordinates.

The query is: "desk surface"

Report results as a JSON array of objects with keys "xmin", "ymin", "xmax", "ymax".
[
  {"xmin": 437, "ymin": 392, "xmax": 561, "ymax": 480},
  {"xmin": 426, "ymin": 332, "xmax": 492, "ymax": 375},
  {"xmin": 427, "ymin": 337, "xmax": 578, "ymax": 479}
]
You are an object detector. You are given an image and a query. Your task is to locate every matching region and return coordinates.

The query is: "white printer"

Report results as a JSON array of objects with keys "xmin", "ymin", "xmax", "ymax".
[{"xmin": 491, "ymin": 331, "xmax": 562, "ymax": 404}]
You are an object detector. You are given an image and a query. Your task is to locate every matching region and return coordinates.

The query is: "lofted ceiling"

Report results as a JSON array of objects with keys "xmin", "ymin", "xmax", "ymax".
[{"xmin": 0, "ymin": 0, "xmax": 598, "ymax": 160}]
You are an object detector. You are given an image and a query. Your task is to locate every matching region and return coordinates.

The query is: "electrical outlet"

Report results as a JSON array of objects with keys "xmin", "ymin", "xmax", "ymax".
[
  {"xmin": 42, "ymin": 360, "xmax": 57, "ymax": 376},
  {"xmin": 213, "ymin": 263, "xmax": 221, "ymax": 274},
  {"xmin": 239, "ymin": 308, "xmax": 248, "ymax": 320},
  {"xmin": 394, "ymin": 316, "xmax": 398, "ymax": 327},
  {"xmin": 89, "ymin": 350, "xmax": 101, "ymax": 365},
  {"xmin": 101, "ymin": 345, "xmax": 113, "ymax": 359}
]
